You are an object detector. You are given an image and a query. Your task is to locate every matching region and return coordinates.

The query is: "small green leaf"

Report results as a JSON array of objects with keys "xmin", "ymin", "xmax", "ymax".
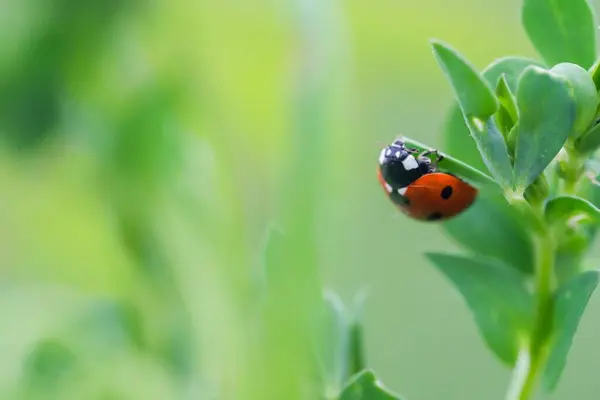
[
  {"xmin": 347, "ymin": 293, "xmax": 367, "ymax": 378},
  {"xmin": 431, "ymin": 41, "xmax": 516, "ymax": 189},
  {"xmin": 338, "ymin": 370, "xmax": 403, "ymax": 400},
  {"xmin": 545, "ymin": 195, "xmax": 600, "ymax": 223},
  {"xmin": 575, "ymin": 118, "xmax": 600, "ymax": 154},
  {"xmin": 443, "ymin": 188, "xmax": 534, "ymax": 274},
  {"xmin": 522, "ymin": 0, "xmax": 597, "ymax": 68},
  {"xmin": 444, "ymin": 57, "xmax": 544, "ymax": 173},
  {"xmin": 543, "ymin": 270, "xmax": 600, "ymax": 391},
  {"xmin": 589, "ymin": 56, "xmax": 600, "ymax": 90},
  {"xmin": 400, "ymin": 136, "xmax": 495, "ymax": 186},
  {"xmin": 425, "ymin": 253, "xmax": 534, "ymax": 365},
  {"xmin": 550, "ymin": 63, "xmax": 599, "ymax": 137},
  {"xmin": 431, "ymin": 40, "xmax": 498, "ymax": 118},
  {"xmin": 317, "ymin": 289, "xmax": 350, "ymax": 395},
  {"xmin": 513, "ymin": 66, "xmax": 577, "ymax": 192},
  {"xmin": 466, "ymin": 116, "xmax": 514, "ymax": 189},
  {"xmin": 495, "ymin": 74, "xmax": 519, "ymax": 137}
]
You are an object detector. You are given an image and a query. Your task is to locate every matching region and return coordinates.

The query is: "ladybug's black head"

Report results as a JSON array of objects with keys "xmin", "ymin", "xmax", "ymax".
[{"xmin": 378, "ymin": 140, "xmax": 431, "ymax": 189}]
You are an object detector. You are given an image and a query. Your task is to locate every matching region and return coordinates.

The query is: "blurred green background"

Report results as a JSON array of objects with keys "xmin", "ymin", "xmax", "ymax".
[{"xmin": 3, "ymin": 0, "xmax": 600, "ymax": 399}]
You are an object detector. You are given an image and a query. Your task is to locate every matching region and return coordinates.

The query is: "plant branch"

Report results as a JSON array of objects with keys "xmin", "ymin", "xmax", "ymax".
[{"xmin": 504, "ymin": 199, "xmax": 555, "ymax": 400}]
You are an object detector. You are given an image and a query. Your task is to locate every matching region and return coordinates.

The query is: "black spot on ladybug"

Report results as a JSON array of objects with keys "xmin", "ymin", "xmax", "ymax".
[
  {"xmin": 427, "ymin": 212, "xmax": 443, "ymax": 221},
  {"xmin": 440, "ymin": 185, "xmax": 453, "ymax": 200}
]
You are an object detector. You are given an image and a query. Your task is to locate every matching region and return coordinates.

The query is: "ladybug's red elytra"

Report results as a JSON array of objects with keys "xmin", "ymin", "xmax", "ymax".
[{"xmin": 377, "ymin": 139, "xmax": 478, "ymax": 221}]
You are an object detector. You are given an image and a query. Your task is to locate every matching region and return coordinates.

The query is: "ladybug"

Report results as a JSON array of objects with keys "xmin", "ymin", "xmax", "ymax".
[{"xmin": 377, "ymin": 139, "xmax": 478, "ymax": 221}]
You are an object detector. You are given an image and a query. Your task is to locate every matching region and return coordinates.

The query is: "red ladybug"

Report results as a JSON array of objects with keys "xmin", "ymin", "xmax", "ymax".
[{"xmin": 377, "ymin": 139, "xmax": 478, "ymax": 221}]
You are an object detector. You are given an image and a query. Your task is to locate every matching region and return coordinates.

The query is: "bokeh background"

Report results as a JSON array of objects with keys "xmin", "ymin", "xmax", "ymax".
[{"xmin": 2, "ymin": 0, "xmax": 600, "ymax": 399}]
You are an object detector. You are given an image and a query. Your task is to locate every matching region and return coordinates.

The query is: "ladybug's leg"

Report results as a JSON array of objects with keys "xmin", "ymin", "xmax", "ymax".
[{"xmin": 419, "ymin": 149, "xmax": 445, "ymax": 169}]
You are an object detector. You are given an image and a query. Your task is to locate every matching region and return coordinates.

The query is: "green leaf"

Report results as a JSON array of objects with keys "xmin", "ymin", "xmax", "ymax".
[
  {"xmin": 543, "ymin": 270, "xmax": 600, "ymax": 391},
  {"xmin": 575, "ymin": 118, "xmax": 600, "ymax": 154},
  {"xmin": 316, "ymin": 289, "xmax": 350, "ymax": 395},
  {"xmin": 444, "ymin": 57, "xmax": 544, "ymax": 173},
  {"xmin": 589, "ymin": 56, "xmax": 600, "ymax": 90},
  {"xmin": 522, "ymin": 0, "xmax": 597, "ymax": 68},
  {"xmin": 550, "ymin": 63, "xmax": 599, "ymax": 137},
  {"xmin": 425, "ymin": 253, "xmax": 534, "ymax": 365},
  {"xmin": 545, "ymin": 195, "xmax": 600, "ymax": 224},
  {"xmin": 432, "ymin": 41, "xmax": 517, "ymax": 189},
  {"xmin": 431, "ymin": 40, "xmax": 498, "ymax": 118},
  {"xmin": 494, "ymin": 74, "xmax": 519, "ymax": 137},
  {"xmin": 513, "ymin": 66, "xmax": 577, "ymax": 192},
  {"xmin": 443, "ymin": 188, "xmax": 534, "ymax": 274},
  {"xmin": 466, "ymin": 116, "xmax": 514, "ymax": 190},
  {"xmin": 347, "ymin": 294, "xmax": 367, "ymax": 378},
  {"xmin": 400, "ymin": 137, "xmax": 495, "ymax": 186},
  {"xmin": 338, "ymin": 370, "xmax": 403, "ymax": 400}
]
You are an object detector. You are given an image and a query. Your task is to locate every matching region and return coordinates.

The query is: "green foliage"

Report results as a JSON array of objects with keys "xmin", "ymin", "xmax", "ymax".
[
  {"xmin": 549, "ymin": 63, "xmax": 599, "ymax": 138},
  {"xmin": 545, "ymin": 195, "xmax": 600, "ymax": 224},
  {"xmin": 338, "ymin": 370, "xmax": 403, "ymax": 400},
  {"xmin": 412, "ymin": 0, "xmax": 600, "ymax": 398},
  {"xmin": 521, "ymin": 0, "xmax": 597, "ymax": 68},
  {"xmin": 443, "ymin": 189, "xmax": 534, "ymax": 274},
  {"xmin": 575, "ymin": 119, "xmax": 600, "ymax": 155},
  {"xmin": 432, "ymin": 41, "xmax": 513, "ymax": 189},
  {"xmin": 494, "ymin": 75, "xmax": 519, "ymax": 137},
  {"xmin": 425, "ymin": 253, "xmax": 533, "ymax": 365},
  {"xmin": 444, "ymin": 56, "xmax": 544, "ymax": 173},
  {"xmin": 543, "ymin": 270, "xmax": 600, "ymax": 390},
  {"xmin": 513, "ymin": 66, "xmax": 576, "ymax": 193},
  {"xmin": 4, "ymin": 0, "xmax": 600, "ymax": 400}
]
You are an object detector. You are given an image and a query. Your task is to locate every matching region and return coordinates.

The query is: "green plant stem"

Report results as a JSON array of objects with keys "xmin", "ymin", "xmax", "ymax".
[
  {"xmin": 505, "ymin": 198, "xmax": 555, "ymax": 400},
  {"xmin": 560, "ymin": 146, "xmax": 586, "ymax": 195}
]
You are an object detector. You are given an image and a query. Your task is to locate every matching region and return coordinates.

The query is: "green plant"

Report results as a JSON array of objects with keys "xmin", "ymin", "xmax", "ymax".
[
  {"xmin": 396, "ymin": 0, "xmax": 600, "ymax": 398},
  {"xmin": 265, "ymin": 0, "xmax": 600, "ymax": 398}
]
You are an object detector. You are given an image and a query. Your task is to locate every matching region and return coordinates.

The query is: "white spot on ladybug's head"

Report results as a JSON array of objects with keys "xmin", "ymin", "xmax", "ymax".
[
  {"xmin": 379, "ymin": 148, "xmax": 387, "ymax": 164},
  {"xmin": 395, "ymin": 151, "xmax": 402, "ymax": 158},
  {"xmin": 402, "ymin": 155, "xmax": 419, "ymax": 170},
  {"xmin": 385, "ymin": 149, "xmax": 392, "ymax": 156},
  {"xmin": 385, "ymin": 182, "xmax": 393, "ymax": 193},
  {"xmin": 397, "ymin": 187, "xmax": 407, "ymax": 195}
]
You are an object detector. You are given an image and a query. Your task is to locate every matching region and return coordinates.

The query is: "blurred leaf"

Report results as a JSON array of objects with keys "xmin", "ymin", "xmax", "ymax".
[
  {"xmin": 442, "ymin": 188, "xmax": 534, "ymax": 274},
  {"xmin": 22, "ymin": 339, "xmax": 78, "ymax": 388},
  {"xmin": 522, "ymin": 0, "xmax": 596, "ymax": 68},
  {"xmin": 445, "ymin": 57, "xmax": 544, "ymax": 172},
  {"xmin": 431, "ymin": 40, "xmax": 514, "ymax": 189},
  {"xmin": 261, "ymin": 224, "xmax": 287, "ymax": 293},
  {"xmin": 316, "ymin": 289, "xmax": 369, "ymax": 398},
  {"xmin": 543, "ymin": 270, "xmax": 600, "ymax": 391},
  {"xmin": 338, "ymin": 370, "xmax": 403, "ymax": 400},
  {"xmin": 513, "ymin": 66, "xmax": 576, "ymax": 192},
  {"xmin": 545, "ymin": 195, "xmax": 600, "ymax": 224},
  {"xmin": 494, "ymin": 75, "xmax": 519, "ymax": 138},
  {"xmin": 425, "ymin": 253, "xmax": 534, "ymax": 366},
  {"xmin": 347, "ymin": 308, "xmax": 366, "ymax": 379},
  {"xmin": 549, "ymin": 63, "xmax": 598, "ymax": 137},
  {"xmin": 401, "ymin": 137, "xmax": 495, "ymax": 186},
  {"xmin": 316, "ymin": 290, "xmax": 350, "ymax": 396}
]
